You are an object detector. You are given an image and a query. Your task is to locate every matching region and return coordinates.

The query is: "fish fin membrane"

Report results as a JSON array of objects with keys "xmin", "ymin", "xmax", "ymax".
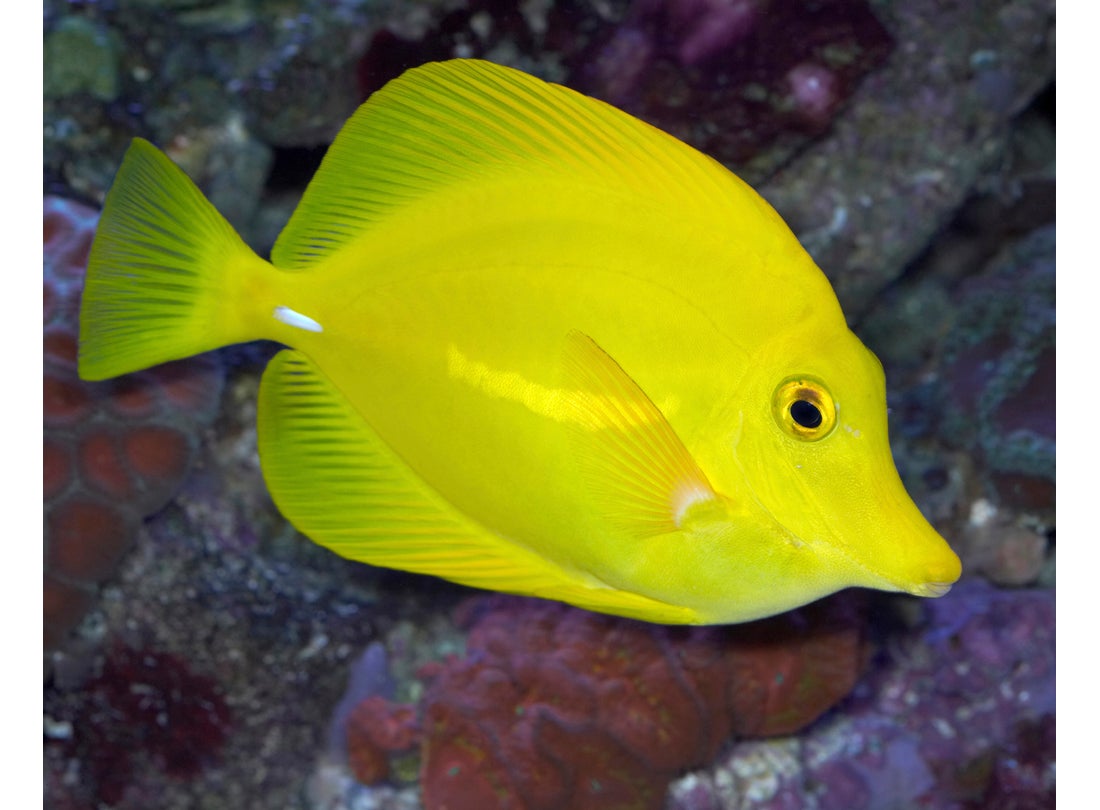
[
  {"xmin": 78, "ymin": 138, "xmax": 264, "ymax": 381},
  {"xmin": 562, "ymin": 331, "xmax": 719, "ymax": 538},
  {"xmin": 257, "ymin": 349, "xmax": 697, "ymax": 623},
  {"xmin": 272, "ymin": 58, "xmax": 757, "ymax": 270}
]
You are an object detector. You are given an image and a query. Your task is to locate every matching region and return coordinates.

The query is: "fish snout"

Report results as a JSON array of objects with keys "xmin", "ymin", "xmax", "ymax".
[
  {"xmin": 907, "ymin": 580, "xmax": 954, "ymax": 598},
  {"xmin": 902, "ymin": 544, "xmax": 962, "ymax": 598}
]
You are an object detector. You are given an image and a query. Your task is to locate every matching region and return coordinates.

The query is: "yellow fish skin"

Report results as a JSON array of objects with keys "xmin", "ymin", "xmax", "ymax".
[{"xmin": 78, "ymin": 58, "xmax": 961, "ymax": 625}]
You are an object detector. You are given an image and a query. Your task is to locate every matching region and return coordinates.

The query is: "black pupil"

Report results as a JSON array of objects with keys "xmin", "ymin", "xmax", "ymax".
[{"xmin": 790, "ymin": 399, "xmax": 823, "ymax": 429}]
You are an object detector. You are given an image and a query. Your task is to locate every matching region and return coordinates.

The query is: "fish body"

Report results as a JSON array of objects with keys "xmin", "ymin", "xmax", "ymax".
[{"xmin": 79, "ymin": 59, "xmax": 960, "ymax": 624}]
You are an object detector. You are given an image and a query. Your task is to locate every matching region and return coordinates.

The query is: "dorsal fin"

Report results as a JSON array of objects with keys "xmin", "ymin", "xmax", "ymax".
[{"xmin": 271, "ymin": 59, "xmax": 752, "ymax": 270}]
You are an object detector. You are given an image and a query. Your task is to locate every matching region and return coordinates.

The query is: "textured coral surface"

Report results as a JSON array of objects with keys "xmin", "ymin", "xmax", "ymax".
[
  {"xmin": 665, "ymin": 581, "xmax": 1055, "ymax": 809},
  {"xmin": 43, "ymin": 197, "xmax": 224, "ymax": 649},
  {"xmin": 341, "ymin": 594, "xmax": 867, "ymax": 809},
  {"xmin": 49, "ymin": 645, "xmax": 233, "ymax": 807},
  {"xmin": 358, "ymin": 0, "xmax": 892, "ymax": 181}
]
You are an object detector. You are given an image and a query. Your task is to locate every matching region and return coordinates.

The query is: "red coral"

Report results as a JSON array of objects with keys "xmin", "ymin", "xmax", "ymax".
[
  {"xmin": 42, "ymin": 197, "xmax": 224, "ymax": 649},
  {"xmin": 348, "ymin": 594, "xmax": 866, "ymax": 809},
  {"xmin": 347, "ymin": 695, "xmax": 420, "ymax": 784},
  {"xmin": 724, "ymin": 600, "xmax": 871, "ymax": 737},
  {"xmin": 53, "ymin": 644, "xmax": 232, "ymax": 806}
]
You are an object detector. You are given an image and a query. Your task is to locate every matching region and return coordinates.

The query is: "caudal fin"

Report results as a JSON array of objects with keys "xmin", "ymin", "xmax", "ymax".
[{"xmin": 78, "ymin": 138, "xmax": 267, "ymax": 381}]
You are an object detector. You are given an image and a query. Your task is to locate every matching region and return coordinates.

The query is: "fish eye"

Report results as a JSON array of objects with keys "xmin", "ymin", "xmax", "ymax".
[
  {"xmin": 772, "ymin": 377, "xmax": 837, "ymax": 441},
  {"xmin": 789, "ymin": 399, "xmax": 822, "ymax": 428}
]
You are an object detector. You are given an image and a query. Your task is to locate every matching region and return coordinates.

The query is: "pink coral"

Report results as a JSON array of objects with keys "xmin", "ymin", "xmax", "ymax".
[
  {"xmin": 785, "ymin": 62, "xmax": 840, "ymax": 123},
  {"xmin": 347, "ymin": 594, "xmax": 867, "ymax": 809},
  {"xmin": 663, "ymin": 0, "xmax": 760, "ymax": 66},
  {"xmin": 43, "ymin": 197, "xmax": 224, "ymax": 648},
  {"xmin": 346, "ymin": 695, "xmax": 420, "ymax": 784}
]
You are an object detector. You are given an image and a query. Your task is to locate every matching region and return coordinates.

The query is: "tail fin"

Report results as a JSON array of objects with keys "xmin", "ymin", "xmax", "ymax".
[{"xmin": 78, "ymin": 138, "xmax": 268, "ymax": 381}]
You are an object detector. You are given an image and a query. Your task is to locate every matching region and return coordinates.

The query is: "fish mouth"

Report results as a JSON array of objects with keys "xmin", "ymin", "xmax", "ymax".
[{"xmin": 906, "ymin": 581, "xmax": 953, "ymax": 598}]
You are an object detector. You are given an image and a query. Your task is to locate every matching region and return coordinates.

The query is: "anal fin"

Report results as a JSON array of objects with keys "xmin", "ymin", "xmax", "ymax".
[{"xmin": 256, "ymin": 350, "xmax": 698, "ymax": 623}]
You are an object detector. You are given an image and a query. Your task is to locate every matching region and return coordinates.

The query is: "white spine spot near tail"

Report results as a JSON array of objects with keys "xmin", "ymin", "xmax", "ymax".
[{"xmin": 274, "ymin": 306, "xmax": 324, "ymax": 333}]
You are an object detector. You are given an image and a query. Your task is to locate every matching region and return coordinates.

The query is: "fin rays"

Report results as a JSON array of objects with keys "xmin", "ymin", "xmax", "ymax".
[
  {"xmin": 256, "ymin": 349, "xmax": 698, "ymax": 622},
  {"xmin": 271, "ymin": 59, "xmax": 746, "ymax": 270},
  {"xmin": 78, "ymin": 138, "xmax": 262, "ymax": 380},
  {"xmin": 562, "ymin": 331, "xmax": 719, "ymax": 538}
]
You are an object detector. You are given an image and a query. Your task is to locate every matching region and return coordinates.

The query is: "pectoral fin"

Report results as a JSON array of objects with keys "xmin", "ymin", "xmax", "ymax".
[{"xmin": 561, "ymin": 331, "xmax": 721, "ymax": 538}]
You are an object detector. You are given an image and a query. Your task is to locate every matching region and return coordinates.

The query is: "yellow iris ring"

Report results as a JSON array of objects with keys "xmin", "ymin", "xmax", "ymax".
[{"xmin": 772, "ymin": 376, "xmax": 837, "ymax": 441}]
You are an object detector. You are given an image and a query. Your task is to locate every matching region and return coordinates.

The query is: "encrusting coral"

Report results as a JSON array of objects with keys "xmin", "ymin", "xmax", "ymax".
[
  {"xmin": 51, "ymin": 643, "xmax": 233, "ymax": 806},
  {"xmin": 345, "ymin": 593, "xmax": 867, "ymax": 809},
  {"xmin": 43, "ymin": 196, "xmax": 224, "ymax": 648}
]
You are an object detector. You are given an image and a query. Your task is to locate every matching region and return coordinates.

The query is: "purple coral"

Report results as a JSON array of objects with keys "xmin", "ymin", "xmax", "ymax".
[
  {"xmin": 49, "ymin": 644, "xmax": 232, "ymax": 806},
  {"xmin": 668, "ymin": 580, "xmax": 1055, "ymax": 809},
  {"xmin": 658, "ymin": 0, "xmax": 761, "ymax": 67},
  {"xmin": 574, "ymin": 0, "xmax": 892, "ymax": 166},
  {"xmin": 356, "ymin": 0, "xmax": 892, "ymax": 175}
]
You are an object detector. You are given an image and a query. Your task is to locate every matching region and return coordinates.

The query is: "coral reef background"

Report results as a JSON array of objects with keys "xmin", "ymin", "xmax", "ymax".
[{"xmin": 43, "ymin": 1, "xmax": 1054, "ymax": 808}]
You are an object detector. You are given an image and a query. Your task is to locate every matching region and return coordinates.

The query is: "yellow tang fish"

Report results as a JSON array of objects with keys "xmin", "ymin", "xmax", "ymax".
[{"xmin": 79, "ymin": 59, "xmax": 960, "ymax": 625}]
